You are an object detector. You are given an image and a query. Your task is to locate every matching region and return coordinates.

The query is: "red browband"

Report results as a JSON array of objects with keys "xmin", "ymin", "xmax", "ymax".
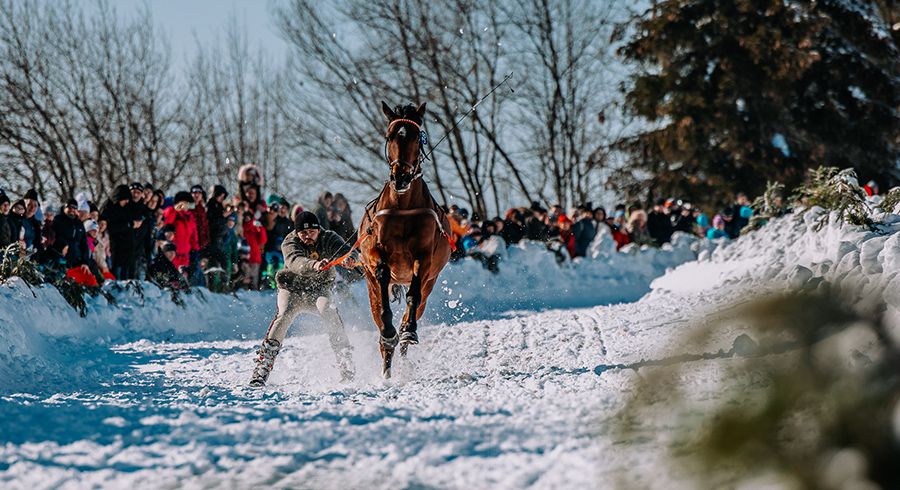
[{"xmin": 387, "ymin": 118, "xmax": 421, "ymax": 135}]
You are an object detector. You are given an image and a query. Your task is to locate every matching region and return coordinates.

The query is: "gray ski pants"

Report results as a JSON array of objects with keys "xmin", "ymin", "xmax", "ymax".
[{"xmin": 264, "ymin": 289, "xmax": 352, "ymax": 357}]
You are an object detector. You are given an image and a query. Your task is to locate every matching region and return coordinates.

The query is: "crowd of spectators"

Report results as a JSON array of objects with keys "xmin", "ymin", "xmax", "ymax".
[
  {"xmin": 1, "ymin": 173, "xmax": 884, "ymax": 286},
  {"xmin": 0, "ymin": 164, "xmax": 357, "ymax": 291},
  {"xmin": 441, "ymin": 192, "xmax": 764, "ymax": 272}
]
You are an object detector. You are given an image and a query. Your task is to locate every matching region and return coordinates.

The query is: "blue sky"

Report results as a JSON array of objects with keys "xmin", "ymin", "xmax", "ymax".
[{"xmin": 113, "ymin": 0, "xmax": 289, "ymax": 65}]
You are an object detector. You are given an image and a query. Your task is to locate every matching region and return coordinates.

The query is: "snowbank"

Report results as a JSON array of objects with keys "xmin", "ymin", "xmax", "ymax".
[
  {"xmin": 0, "ymin": 233, "xmax": 701, "ymax": 393},
  {"xmin": 0, "ymin": 280, "xmax": 274, "ymax": 392},
  {"xmin": 423, "ymin": 230, "xmax": 700, "ymax": 322},
  {"xmin": 652, "ymin": 206, "xmax": 900, "ymax": 327}
]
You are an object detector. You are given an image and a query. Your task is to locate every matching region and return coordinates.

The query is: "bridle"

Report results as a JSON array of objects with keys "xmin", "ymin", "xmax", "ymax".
[{"xmin": 384, "ymin": 118, "xmax": 427, "ymax": 193}]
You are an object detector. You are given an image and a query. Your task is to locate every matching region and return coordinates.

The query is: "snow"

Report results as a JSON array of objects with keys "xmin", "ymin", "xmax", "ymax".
[{"xmin": 1, "ymin": 208, "xmax": 899, "ymax": 488}]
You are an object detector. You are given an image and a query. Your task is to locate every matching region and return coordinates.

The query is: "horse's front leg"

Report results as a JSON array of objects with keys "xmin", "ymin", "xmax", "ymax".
[
  {"xmin": 374, "ymin": 255, "xmax": 398, "ymax": 378},
  {"xmin": 399, "ymin": 260, "xmax": 423, "ymax": 356}
]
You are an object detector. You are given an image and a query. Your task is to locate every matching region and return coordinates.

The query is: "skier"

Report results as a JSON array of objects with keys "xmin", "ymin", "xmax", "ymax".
[{"xmin": 249, "ymin": 211, "xmax": 358, "ymax": 387}]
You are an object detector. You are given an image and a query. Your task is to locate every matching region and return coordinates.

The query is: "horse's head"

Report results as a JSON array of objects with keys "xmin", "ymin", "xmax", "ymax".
[{"xmin": 382, "ymin": 101, "xmax": 426, "ymax": 194}]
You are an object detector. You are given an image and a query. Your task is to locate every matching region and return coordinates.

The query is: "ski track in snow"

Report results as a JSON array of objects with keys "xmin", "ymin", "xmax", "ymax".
[
  {"xmin": 0, "ymin": 284, "xmax": 749, "ymax": 489},
  {"xmin": 2, "ymin": 208, "xmax": 899, "ymax": 489}
]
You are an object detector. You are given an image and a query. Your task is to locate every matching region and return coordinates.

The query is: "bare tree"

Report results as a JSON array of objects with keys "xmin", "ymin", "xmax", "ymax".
[
  {"xmin": 0, "ymin": 0, "xmax": 202, "ymax": 202},
  {"xmin": 503, "ymin": 0, "xmax": 625, "ymax": 207},
  {"xmin": 186, "ymin": 18, "xmax": 296, "ymax": 197},
  {"xmin": 275, "ymin": 0, "xmax": 533, "ymax": 218}
]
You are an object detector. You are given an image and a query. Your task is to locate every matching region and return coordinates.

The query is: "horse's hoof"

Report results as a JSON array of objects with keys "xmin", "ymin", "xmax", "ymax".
[
  {"xmin": 399, "ymin": 331, "xmax": 418, "ymax": 345},
  {"xmin": 382, "ymin": 366, "xmax": 392, "ymax": 379},
  {"xmin": 380, "ymin": 333, "xmax": 399, "ymax": 348}
]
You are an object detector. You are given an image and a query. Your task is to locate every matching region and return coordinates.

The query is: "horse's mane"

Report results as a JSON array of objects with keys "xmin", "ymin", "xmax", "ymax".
[{"xmin": 394, "ymin": 104, "xmax": 423, "ymax": 125}]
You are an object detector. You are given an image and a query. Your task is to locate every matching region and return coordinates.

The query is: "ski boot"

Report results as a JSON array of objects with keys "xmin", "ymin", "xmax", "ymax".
[
  {"xmin": 335, "ymin": 347, "xmax": 355, "ymax": 383},
  {"xmin": 249, "ymin": 338, "xmax": 281, "ymax": 387}
]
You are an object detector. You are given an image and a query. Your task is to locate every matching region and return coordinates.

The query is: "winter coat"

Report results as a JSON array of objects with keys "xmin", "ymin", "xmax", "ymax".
[
  {"xmin": 88, "ymin": 235, "xmax": 109, "ymax": 272},
  {"xmin": 97, "ymin": 231, "xmax": 111, "ymax": 269},
  {"xmin": 312, "ymin": 203, "xmax": 331, "ymax": 231},
  {"xmin": 559, "ymin": 229, "xmax": 575, "ymax": 258},
  {"xmin": 191, "ymin": 203, "xmax": 210, "ymax": 249},
  {"xmin": 101, "ymin": 201, "xmax": 136, "ymax": 267},
  {"xmin": 275, "ymin": 229, "xmax": 356, "ymax": 296},
  {"xmin": 148, "ymin": 254, "xmax": 185, "ymax": 289},
  {"xmin": 500, "ymin": 219, "xmax": 525, "ymax": 245},
  {"xmin": 723, "ymin": 219, "xmax": 741, "ymax": 239},
  {"xmin": 730, "ymin": 204, "xmax": 751, "ymax": 233},
  {"xmin": 329, "ymin": 216, "xmax": 355, "ymax": 242},
  {"xmin": 52, "ymin": 213, "xmax": 90, "ymax": 267},
  {"xmin": 612, "ymin": 227, "xmax": 631, "ymax": 251},
  {"xmin": 0, "ymin": 214, "xmax": 10, "ymax": 247},
  {"xmin": 673, "ymin": 213, "xmax": 694, "ymax": 234},
  {"xmin": 647, "ymin": 210, "xmax": 673, "ymax": 246},
  {"xmin": 242, "ymin": 220, "xmax": 267, "ymax": 264},
  {"xmin": 206, "ymin": 198, "xmax": 227, "ymax": 251},
  {"xmin": 461, "ymin": 235, "xmax": 479, "ymax": 253},
  {"xmin": 7, "ymin": 214, "xmax": 23, "ymax": 246},
  {"xmin": 265, "ymin": 215, "xmax": 293, "ymax": 253},
  {"xmin": 130, "ymin": 202, "xmax": 153, "ymax": 263},
  {"xmin": 525, "ymin": 216, "xmax": 550, "ymax": 242},
  {"xmin": 572, "ymin": 218, "xmax": 597, "ymax": 258},
  {"xmin": 163, "ymin": 207, "xmax": 199, "ymax": 268},
  {"xmin": 20, "ymin": 216, "xmax": 39, "ymax": 250},
  {"xmin": 222, "ymin": 227, "xmax": 240, "ymax": 273},
  {"xmin": 707, "ymin": 228, "xmax": 729, "ymax": 240},
  {"xmin": 476, "ymin": 235, "xmax": 507, "ymax": 257}
]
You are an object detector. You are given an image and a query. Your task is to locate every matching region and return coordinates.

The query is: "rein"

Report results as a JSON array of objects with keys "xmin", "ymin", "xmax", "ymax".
[{"xmin": 384, "ymin": 118, "xmax": 427, "ymax": 191}]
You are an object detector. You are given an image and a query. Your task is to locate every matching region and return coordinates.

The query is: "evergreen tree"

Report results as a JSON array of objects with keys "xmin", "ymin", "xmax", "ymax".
[{"xmin": 616, "ymin": 0, "xmax": 899, "ymax": 207}]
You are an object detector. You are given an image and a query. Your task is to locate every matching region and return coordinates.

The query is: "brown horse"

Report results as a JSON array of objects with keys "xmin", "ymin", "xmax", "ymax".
[{"xmin": 358, "ymin": 101, "xmax": 453, "ymax": 378}]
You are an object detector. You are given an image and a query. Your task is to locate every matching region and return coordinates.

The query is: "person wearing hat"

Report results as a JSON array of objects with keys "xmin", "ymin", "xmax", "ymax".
[
  {"xmin": 311, "ymin": 191, "xmax": 334, "ymax": 231},
  {"xmin": 241, "ymin": 210, "xmax": 267, "ymax": 290},
  {"xmin": 23, "ymin": 188, "xmax": 42, "ymax": 225},
  {"xmin": 249, "ymin": 211, "xmax": 358, "ymax": 387},
  {"xmin": 572, "ymin": 205, "xmax": 597, "ymax": 258},
  {"xmin": 647, "ymin": 198, "xmax": 673, "ymax": 246},
  {"xmin": 148, "ymin": 241, "xmax": 185, "ymax": 288},
  {"xmin": 142, "ymin": 183, "xmax": 154, "ymax": 204},
  {"xmin": 263, "ymin": 195, "xmax": 293, "ymax": 285},
  {"xmin": 129, "ymin": 182, "xmax": 144, "ymax": 202},
  {"xmin": 83, "ymin": 219, "xmax": 112, "ymax": 279},
  {"xmin": 162, "ymin": 191, "xmax": 199, "ymax": 271},
  {"xmin": 16, "ymin": 189, "xmax": 43, "ymax": 252},
  {"xmin": 185, "ymin": 185, "xmax": 210, "ymax": 287},
  {"xmin": 525, "ymin": 203, "xmax": 550, "ymax": 242},
  {"xmin": 0, "ymin": 192, "xmax": 11, "ymax": 248},
  {"xmin": 101, "ymin": 184, "xmax": 141, "ymax": 279},
  {"xmin": 221, "ymin": 212, "xmax": 240, "ymax": 286},
  {"xmin": 52, "ymin": 199, "xmax": 92, "ymax": 270},
  {"xmin": 206, "ymin": 184, "xmax": 229, "ymax": 269},
  {"xmin": 129, "ymin": 183, "xmax": 154, "ymax": 280},
  {"xmin": 7, "ymin": 200, "xmax": 27, "ymax": 250}
]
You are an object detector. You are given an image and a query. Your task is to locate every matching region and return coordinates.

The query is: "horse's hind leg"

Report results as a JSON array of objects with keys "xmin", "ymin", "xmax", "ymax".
[
  {"xmin": 399, "ymin": 260, "xmax": 422, "ymax": 357},
  {"xmin": 375, "ymin": 259, "xmax": 398, "ymax": 378}
]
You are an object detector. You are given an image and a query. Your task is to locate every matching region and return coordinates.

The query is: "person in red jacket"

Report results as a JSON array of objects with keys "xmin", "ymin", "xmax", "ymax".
[
  {"xmin": 162, "ymin": 191, "xmax": 199, "ymax": 269},
  {"xmin": 557, "ymin": 215, "xmax": 576, "ymax": 259},
  {"xmin": 190, "ymin": 184, "xmax": 210, "ymax": 249},
  {"xmin": 242, "ymin": 210, "xmax": 267, "ymax": 290}
]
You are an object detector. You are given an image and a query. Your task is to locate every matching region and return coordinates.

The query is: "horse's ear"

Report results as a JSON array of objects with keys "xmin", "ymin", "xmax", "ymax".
[
  {"xmin": 381, "ymin": 101, "xmax": 397, "ymax": 121},
  {"xmin": 416, "ymin": 102, "xmax": 427, "ymax": 119}
]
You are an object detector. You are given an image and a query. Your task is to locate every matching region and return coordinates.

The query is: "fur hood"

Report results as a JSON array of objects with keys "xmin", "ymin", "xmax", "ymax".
[{"xmin": 237, "ymin": 164, "xmax": 264, "ymax": 187}]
